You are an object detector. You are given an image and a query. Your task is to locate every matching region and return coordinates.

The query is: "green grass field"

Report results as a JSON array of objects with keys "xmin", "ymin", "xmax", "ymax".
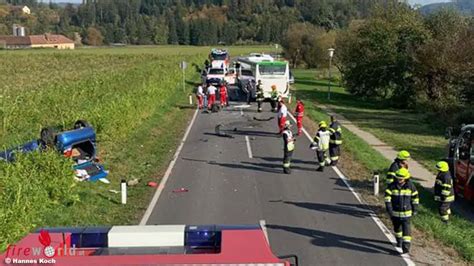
[
  {"xmin": 0, "ymin": 45, "xmax": 278, "ymax": 251},
  {"xmin": 292, "ymin": 69, "xmax": 474, "ymax": 261}
]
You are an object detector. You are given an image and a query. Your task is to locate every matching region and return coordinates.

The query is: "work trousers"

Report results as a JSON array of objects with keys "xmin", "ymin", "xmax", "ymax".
[
  {"xmin": 317, "ymin": 149, "xmax": 330, "ymax": 167},
  {"xmin": 220, "ymin": 93, "xmax": 227, "ymax": 106},
  {"xmin": 329, "ymin": 144, "xmax": 340, "ymax": 165},
  {"xmin": 278, "ymin": 116, "xmax": 287, "ymax": 133},
  {"xmin": 296, "ymin": 116, "xmax": 303, "ymax": 135},
  {"xmin": 392, "ymin": 217, "xmax": 412, "ymax": 252},
  {"xmin": 283, "ymin": 150, "xmax": 293, "ymax": 174},
  {"xmin": 208, "ymin": 94, "xmax": 216, "ymax": 108},
  {"xmin": 438, "ymin": 201, "xmax": 452, "ymax": 222}
]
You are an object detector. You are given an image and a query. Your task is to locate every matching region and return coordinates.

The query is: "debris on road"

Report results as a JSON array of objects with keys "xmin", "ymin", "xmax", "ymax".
[
  {"xmin": 253, "ymin": 116, "xmax": 274, "ymax": 121},
  {"xmin": 173, "ymin": 188, "xmax": 189, "ymax": 193},
  {"xmin": 214, "ymin": 124, "xmax": 235, "ymax": 138}
]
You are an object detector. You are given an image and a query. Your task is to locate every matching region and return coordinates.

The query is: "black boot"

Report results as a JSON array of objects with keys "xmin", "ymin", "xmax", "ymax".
[
  {"xmin": 283, "ymin": 167, "xmax": 291, "ymax": 174},
  {"xmin": 317, "ymin": 166, "xmax": 324, "ymax": 172},
  {"xmin": 402, "ymin": 242, "xmax": 411, "ymax": 254},
  {"xmin": 396, "ymin": 238, "xmax": 402, "ymax": 248}
]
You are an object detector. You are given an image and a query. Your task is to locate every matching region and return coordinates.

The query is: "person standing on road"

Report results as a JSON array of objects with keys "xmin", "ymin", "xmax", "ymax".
[
  {"xmin": 294, "ymin": 99, "xmax": 305, "ymax": 136},
  {"xmin": 219, "ymin": 82, "xmax": 228, "ymax": 107},
  {"xmin": 282, "ymin": 120, "xmax": 295, "ymax": 174},
  {"xmin": 385, "ymin": 168, "xmax": 419, "ymax": 254},
  {"xmin": 270, "ymin": 85, "xmax": 280, "ymax": 112},
  {"xmin": 434, "ymin": 161, "xmax": 455, "ymax": 223},
  {"xmin": 329, "ymin": 116, "xmax": 342, "ymax": 165},
  {"xmin": 243, "ymin": 81, "xmax": 253, "ymax": 105},
  {"xmin": 207, "ymin": 84, "xmax": 217, "ymax": 109},
  {"xmin": 311, "ymin": 121, "xmax": 331, "ymax": 172},
  {"xmin": 387, "ymin": 150, "xmax": 411, "ymax": 185},
  {"xmin": 196, "ymin": 83, "xmax": 204, "ymax": 109},
  {"xmin": 277, "ymin": 99, "xmax": 288, "ymax": 134},
  {"xmin": 256, "ymin": 80, "xmax": 264, "ymax": 112}
]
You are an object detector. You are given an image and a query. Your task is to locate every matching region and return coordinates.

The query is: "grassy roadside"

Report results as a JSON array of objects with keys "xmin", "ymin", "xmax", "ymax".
[
  {"xmin": 292, "ymin": 69, "xmax": 446, "ymax": 174},
  {"xmin": 292, "ymin": 69, "xmax": 474, "ymax": 262}
]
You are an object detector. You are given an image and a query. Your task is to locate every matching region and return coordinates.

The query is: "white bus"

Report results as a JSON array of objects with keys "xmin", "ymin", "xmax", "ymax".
[{"xmin": 237, "ymin": 58, "xmax": 290, "ymax": 99}]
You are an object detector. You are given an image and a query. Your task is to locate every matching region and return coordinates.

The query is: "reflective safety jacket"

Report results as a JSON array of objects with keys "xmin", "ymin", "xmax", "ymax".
[
  {"xmin": 434, "ymin": 171, "xmax": 455, "ymax": 202},
  {"xmin": 385, "ymin": 180, "xmax": 419, "ymax": 219},
  {"xmin": 271, "ymin": 90, "xmax": 280, "ymax": 101},
  {"xmin": 329, "ymin": 127, "xmax": 342, "ymax": 146},
  {"xmin": 387, "ymin": 160, "xmax": 403, "ymax": 184},
  {"xmin": 256, "ymin": 85, "xmax": 264, "ymax": 100},
  {"xmin": 283, "ymin": 129, "xmax": 295, "ymax": 152},
  {"xmin": 313, "ymin": 129, "xmax": 331, "ymax": 151}
]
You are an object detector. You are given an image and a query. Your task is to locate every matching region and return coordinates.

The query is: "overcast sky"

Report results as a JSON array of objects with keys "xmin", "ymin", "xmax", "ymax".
[{"xmin": 45, "ymin": 0, "xmax": 453, "ymax": 6}]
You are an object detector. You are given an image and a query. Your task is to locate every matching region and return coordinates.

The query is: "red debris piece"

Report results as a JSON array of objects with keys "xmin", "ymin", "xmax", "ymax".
[
  {"xmin": 172, "ymin": 188, "xmax": 189, "ymax": 193},
  {"xmin": 147, "ymin": 181, "xmax": 158, "ymax": 187}
]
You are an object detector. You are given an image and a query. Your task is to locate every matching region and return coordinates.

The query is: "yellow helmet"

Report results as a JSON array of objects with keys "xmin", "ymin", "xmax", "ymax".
[
  {"xmin": 319, "ymin": 121, "xmax": 327, "ymax": 128},
  {"xmin": 436, "ymin": 161, "xmax": 449, "ymax": 172},
  {"xmin": 395, "ymin": 168, "xmax": 411, "ymax": 180},
  {"xmin": 397, "ymin": 150, "xmax": 411, "ymax": 160}
]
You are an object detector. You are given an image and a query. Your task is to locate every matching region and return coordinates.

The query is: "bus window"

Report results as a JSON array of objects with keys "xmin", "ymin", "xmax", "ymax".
[{"xmin": 259, "ymin": 65, "xmax": 286, "ymax": 75}]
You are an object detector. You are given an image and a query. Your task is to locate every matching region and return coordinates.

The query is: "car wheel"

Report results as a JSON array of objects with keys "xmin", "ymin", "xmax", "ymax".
[
  {"xmin": 74, "ymin": 120, "xmax": 91, "ymax": 129},
  {"xmin": 40, "ymin": 127, "xmax": 56, "ymax": 147}
]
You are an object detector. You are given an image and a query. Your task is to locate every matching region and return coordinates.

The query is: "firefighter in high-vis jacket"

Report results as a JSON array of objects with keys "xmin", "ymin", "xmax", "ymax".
[
  {"xmin": 329, "ymin": 116, "xmax": 342, "ymax": 165},
  {"xmin": 387, "ymin": 150, "xmax": 411, "ymax": 185},
  {"xmin": 282, "ymin": 120, "xmax": 295, "ymax": 174},
  {"xmin": 270, "ymin": 85, "xmax": 280, "ymax": 112},
  {"xmin": 434, "ymin": 161, "xmax": 455, "ymax": 223},
  {"xmin": 311, "ymin": 121, "xmax": 331, "ymax": 172},
  {"xmin": 385, "ymin": 168, "xmax": 419, "ymax": 254},
  {"xmin": 256, "ymin": 80, "xmax": 264, "ymax": 112}
]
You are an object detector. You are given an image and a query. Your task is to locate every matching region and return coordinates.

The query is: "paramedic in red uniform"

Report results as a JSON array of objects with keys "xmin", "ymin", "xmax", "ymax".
[
  {"xmin": 196, "ymin": 83, "xmax": 204, "ymax": 109},
  {"xmin": 207, "ymin": 84, "xmax": 217, "ymax": 109},
  {"xmin": 219, "ymin": 82, "xmax": 228, "ymax": 107},
  {"xmin": 294, "ymin": 99, "xmax": 304, "ymax": 135},
  {"xmin": 278, "ymin": 99, "xmax": 288, "ymax": 134}
]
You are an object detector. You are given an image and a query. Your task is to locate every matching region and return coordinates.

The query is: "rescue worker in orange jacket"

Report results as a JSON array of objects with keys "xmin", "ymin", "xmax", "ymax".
[{"xmin": 294, "ymin": 99, "xmax": 305, "ymax": 136}]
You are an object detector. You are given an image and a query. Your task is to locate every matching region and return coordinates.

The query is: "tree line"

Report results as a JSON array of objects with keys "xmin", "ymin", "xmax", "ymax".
[
  {"xmin": 1, "ymin": 0, "xmax": 386, "ymax": 45},
  {"xmin": 335, "ymin": 3, "xmax": 473, "ymax": 124}
]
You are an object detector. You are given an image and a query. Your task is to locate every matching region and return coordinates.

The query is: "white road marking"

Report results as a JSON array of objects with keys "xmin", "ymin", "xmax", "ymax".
[
  {"xmin": 233, "ymin": 104, "xmax": 251, "ymax": 108},
  {"xmin": 139, "ymin": 108, "xmax": 199, "ymax": 225},
  {"xmin": 240, "ymin": 108, "xmax": 244, "ymax": 116},
  {"xmin": 288, "ymin": 112, "xmax": 415, "ymax": 266},
  {"xmin": 245, "ymin": 136, "xmax": 253, "ymax": 159},
  {"xmin": 259, "ymin": 219, "xmax": 270, "ymax": 244}
]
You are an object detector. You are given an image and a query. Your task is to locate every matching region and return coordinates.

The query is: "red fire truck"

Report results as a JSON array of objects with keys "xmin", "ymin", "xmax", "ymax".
[{"xmin": 1, "ymin": 224, "xmax": 298, "ymax": 266}]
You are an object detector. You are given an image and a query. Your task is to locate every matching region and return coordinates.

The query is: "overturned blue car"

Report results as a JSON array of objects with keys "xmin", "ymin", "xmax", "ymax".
[{"xmin": 0, "ymin": 120, "xmax": 109, "ymax": 183}]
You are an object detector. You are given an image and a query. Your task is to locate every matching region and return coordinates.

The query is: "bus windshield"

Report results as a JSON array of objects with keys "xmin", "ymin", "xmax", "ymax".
[{"xmin": 259, "ymin": 65, "xmax": 286, "ymax": 75}]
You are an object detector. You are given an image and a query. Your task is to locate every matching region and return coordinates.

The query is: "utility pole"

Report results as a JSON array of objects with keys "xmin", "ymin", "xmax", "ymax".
[{"xmin": 327, "ymin": 48, "xmax": 335, "ymax": 101}]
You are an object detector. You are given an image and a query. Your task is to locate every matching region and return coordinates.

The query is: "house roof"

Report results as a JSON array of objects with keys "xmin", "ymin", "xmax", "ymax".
[{"xmin": 0, "ymin": 34, "xmax": 74, "ymax": 45}]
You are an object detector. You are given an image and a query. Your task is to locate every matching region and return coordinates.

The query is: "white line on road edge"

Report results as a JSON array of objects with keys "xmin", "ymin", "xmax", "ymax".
[
  {"xmin": 287, "ymin": 112, "xmax": 415, "ymax": 266},
  {"xmin": 139, "ymin": 108, "xmax": 199, "ymax": 225},
  {"xmin": 259, "ymin": 219, "xmax": 270, "ymax": 244},
  {"xmin": 245, "ymin": 136, "xmax": 253, "ymax": 159}
]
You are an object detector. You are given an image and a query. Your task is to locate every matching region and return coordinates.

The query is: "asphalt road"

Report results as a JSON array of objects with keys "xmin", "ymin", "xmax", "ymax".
[{"xmin": 146, "ymin": 102, "xmax": 407, "ymax": 266}]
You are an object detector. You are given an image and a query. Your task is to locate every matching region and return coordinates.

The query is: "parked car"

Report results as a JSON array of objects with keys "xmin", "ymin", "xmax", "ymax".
[
  {"xmin": 0, "ymin": 120, "xmax": 109, "ymax": 183},
  {"xmin": 445, "ymin": 124, "xmax": 474, "ymax": 202}
]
